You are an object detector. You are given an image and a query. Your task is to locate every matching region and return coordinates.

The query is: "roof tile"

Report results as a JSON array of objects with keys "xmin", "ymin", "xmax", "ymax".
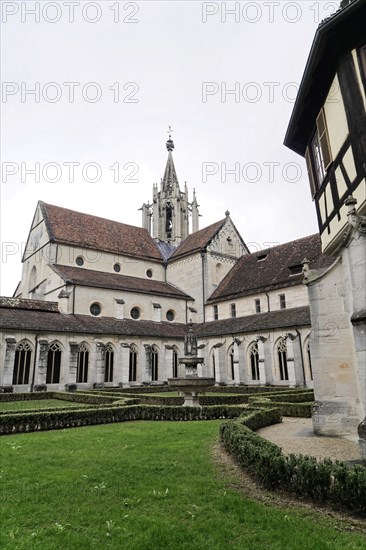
[
  {"xmin": 207, "ymin": 234, "xmax": 334, "ymax": 303},
  {"xmin": 51, "ymin": 264, "xmax": 193, "ymax": 299},
  {"xmin": 40, "ymin": 202, "xmax": 163, "ymax": 261}
]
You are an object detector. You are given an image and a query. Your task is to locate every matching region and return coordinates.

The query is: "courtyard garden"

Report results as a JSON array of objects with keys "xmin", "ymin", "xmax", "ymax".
[{"xmin": 0, "ymin": 387, "xmax": 365, "ymax": 549}]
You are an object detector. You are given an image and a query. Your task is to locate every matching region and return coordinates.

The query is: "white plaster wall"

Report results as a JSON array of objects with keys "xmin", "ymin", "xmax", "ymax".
[
  {"xmin": 55, "ymin": 244, "xmax": 165, "ymax": 280},
  {"xmin": 323, "ymin": 74, "xmax": 349, "ymax": 160},
  {"xmin": 206, "ymin": 284, "xmax": 308, "ymax": 321},
  {"xmin": 69, "ymin": 285, "xmax": 188, "ymax": 322},
  {"xmin": 167, "ymin": 254, "xmax": 203, "ymax": 320}
]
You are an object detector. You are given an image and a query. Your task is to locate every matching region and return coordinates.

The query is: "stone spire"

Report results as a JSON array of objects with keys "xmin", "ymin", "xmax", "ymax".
[{"xmin": 141, "ymin": 135, "xmax": 199, "ymax": 245}]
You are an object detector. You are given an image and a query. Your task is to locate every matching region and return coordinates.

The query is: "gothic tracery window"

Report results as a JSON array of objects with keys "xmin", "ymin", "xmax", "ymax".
[
  {"xmin": 172, "ymin": 348, "xmax": 178, "ymax": 378},
  {"xmin": 77, "ymin": 343, "xmax": 89, "ymax": 383},
  {"xmin": 151, "ymin": 345, "xmax": 159, "ymax": 381},
  {"xmin": 277, "ymin": 338, "xmax": 289, "ymax": 381},
  {"xmin": 104, "ymin": 345, "xmax": 114, "ymax": 383},
  {"xmin": 228, "ymin": 347, "xmax": 235, "ymax": 380},
  {"xmin": 249, "ymin": 342, "xmax": 260, "ymax": 381},
  {"xmin": 129, "ymin": 345, "xmax": 138, "ymax": 382},
  {"xmin": 12, "ymin": 341, "xmax": 32, "ymax": 385},
  {"xmin": 46, "ymin": 342, "xmax": 62, "ymax": 384}
]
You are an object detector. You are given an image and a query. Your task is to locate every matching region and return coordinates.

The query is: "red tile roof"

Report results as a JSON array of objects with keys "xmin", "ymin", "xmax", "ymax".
[
  {"xmin": 169, "ymin": 219, "xmax": 226, "ymax": 260},
  {"xmin": 207, "ymin": 234, "xmax": 334, "ymax": 303},
  {"xmin": 51, "ymin": 265, "xmax": 193, "ymax": 300},
  {"xmin": 40, "ymin": 202, "xmax": 163, "ymax": 261},
  {"xmin": 0, "ymin": 305, "xmax": 187, "ymax": 338},
  {"xmin": 0, "ymin": 297, "xmax": 58, "ymax": 312},
  {"xmin": 196, "ymin": 306, "xmax": 311, "ymax": 337}
]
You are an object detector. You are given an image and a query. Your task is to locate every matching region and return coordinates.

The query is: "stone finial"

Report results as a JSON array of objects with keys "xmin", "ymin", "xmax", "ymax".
[
  {"xmin": 225, "ymin": 210, "xmax": 230, "ymax": 217},
  {"xmin": 166, "ymin": 137, "xmax": 174, "ymax": 152}
]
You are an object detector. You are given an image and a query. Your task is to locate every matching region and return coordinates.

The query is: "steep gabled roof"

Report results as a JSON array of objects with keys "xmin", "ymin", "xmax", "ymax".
[
  {"xmin": 169, "ymin": 218, "xmax": 226, "ymax": 260},
  {"xmin": 207, "ymin": 234, "xmax": 334, "ymax": 303},
  {"xmin": 51, "ymin": 265, "xmax": 193, "ymax": 300},
  {"xmin": 39, "ymin": 202, "xmax": 163, "ymax": 261}
]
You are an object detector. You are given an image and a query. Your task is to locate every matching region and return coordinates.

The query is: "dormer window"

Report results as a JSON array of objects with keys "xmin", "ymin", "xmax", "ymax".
[
  {"xmin": 257, "ymin": 254, "xmax": 268, "ymax": 261},
  {"xmin": 213, "ymin": 305, "xmax": 218, "ymax": 320},
  {"xmin": 289, "ymin": 264, "xmax": 303, "ymax": 275}
]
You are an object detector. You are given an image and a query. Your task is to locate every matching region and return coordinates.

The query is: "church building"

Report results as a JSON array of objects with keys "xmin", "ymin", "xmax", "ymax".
[{"xmin": 0, "ymin": 137, "xmax": 330, "ymax": 395}]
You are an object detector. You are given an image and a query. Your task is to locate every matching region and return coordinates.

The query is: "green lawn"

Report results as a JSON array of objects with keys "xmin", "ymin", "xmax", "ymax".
[
  {"xmin": 0, "ymin": 421, "xmax": 364, "ymax": 549},
  {"xmin": 0, "ymin": 399, "xmax": 88, "ymax": 412}
]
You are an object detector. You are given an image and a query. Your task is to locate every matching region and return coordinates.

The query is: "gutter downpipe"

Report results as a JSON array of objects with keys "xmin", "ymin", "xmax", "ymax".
[{"xmin": 265, "ymin": 292, "xmax": 270, "ymax": 312}]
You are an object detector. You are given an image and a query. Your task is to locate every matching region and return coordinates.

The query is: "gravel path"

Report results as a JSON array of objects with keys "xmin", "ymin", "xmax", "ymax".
[{"xmin": 257, "ymin": 417, "xmax": 362, "ymax": 462}]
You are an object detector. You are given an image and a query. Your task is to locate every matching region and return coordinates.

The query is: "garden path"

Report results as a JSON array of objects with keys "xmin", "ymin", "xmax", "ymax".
[{"xmin": 258, "ymin": 417, "xmax": 362, "ymax": 463}]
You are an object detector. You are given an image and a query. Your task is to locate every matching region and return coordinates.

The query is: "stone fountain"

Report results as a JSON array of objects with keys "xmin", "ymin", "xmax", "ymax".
[{"xmin": 168, "ymin": 323, "xmax": 215, "ymax": 406}]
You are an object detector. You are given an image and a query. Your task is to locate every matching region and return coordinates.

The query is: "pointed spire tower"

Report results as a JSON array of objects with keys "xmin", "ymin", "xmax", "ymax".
[{"xmin": 141, "ymin": 134, "xmax": 199, "ymax": 246}]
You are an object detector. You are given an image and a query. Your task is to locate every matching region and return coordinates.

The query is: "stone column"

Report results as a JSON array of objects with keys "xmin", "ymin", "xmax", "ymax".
[
  {"xmin": 68, "ymin": 342, "xmax": 79, "ymax": 386},
  {"xmin": 263, "ymin": 335, "xmax": 274, "ymax": 385},
  {"xmin": 257, "ymin": 337, "xmax": 267, "ymax": 385},
  {"xmin": 213, "ymin": 344, "xmax": 226, "ymax": 384},
  {"xmin": 94, "ymin": 342, "xmax": 106, "ymax": 387},
  {"xmin": 142, "ymin": 345, "xmax": 152, "ymax": 383},
  {"xmin": 3, "ymin": 338, "xmax": 16, "ymax": 386},
  {"xmin": 34, "ymin": 339, "xmax": 49, "ymax": 387},
  {"xmin": 285, "ymin": 336, "xmax": 296, "ymax": 388},
  {"xmin": 120, "ymin": 345, "xmax": 130, "ymax": 386},
  {"xmin": 237, "ymin": 341, "xmax": 247, "ymax": 385},
  {"xmin": 164, "ymin": 346, "xmax": 174, "ymax": 380}
]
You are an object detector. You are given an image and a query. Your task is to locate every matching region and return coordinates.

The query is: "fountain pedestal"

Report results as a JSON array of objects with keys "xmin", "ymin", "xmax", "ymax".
[{"xmin": 168, "ymin": 326, "xmax": 215, "ymax": 406}]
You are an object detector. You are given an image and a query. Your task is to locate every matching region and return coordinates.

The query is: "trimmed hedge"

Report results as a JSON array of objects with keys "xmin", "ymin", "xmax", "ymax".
[
  {"xmin": 0, "ymin": 392, "xmax": 52, "ymax": 403},
  {"xmin": 0, "ymin": 404, "xmax": 244, "ymax": 435},
  {"xmin": 220, "ymin": 412, "xmax": 366, "ymax": 515},
  {"xmin": 248, "ymin": 391, "xmax": 314, "ymax": 404},
  {"xmin": 247, "ymin": 398, "xmax": 313, "ymax": 417}
]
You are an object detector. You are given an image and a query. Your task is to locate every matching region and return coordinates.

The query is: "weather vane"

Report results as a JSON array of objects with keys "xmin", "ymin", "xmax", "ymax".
[{"xmin": 167, "ymin": 125, "xmax": 173, "ymax": 136}]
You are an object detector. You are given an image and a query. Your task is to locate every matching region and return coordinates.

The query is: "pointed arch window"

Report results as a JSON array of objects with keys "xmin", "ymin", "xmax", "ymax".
[
  {"xmin": 277, "ymin": 339, "xmax": 289, "ymax": 381},
  {"xmin": 228, "ymin": 347, "xmax": 235, "ymax": 380},
  {"xmin": 12, "ymin": 341, "xmax": 32, "ymax": 385},
  {"xmin": 77, "ymin": 343, "xmax": 89, "ymax": 383},
  {"xmin": 46, "ymin": 342, "xmax": 62, "ymax": 384},
  {"xmin": 249, "ymin": 342, "xmax": 260, "ymax": 381},
  {"xmin": 29, "ymin": 266, "xmax": 37, "ymax": 292},
  {"xmin": 151, "ymin": 346, "xmax": 159, "ymax": 382},
  {"xmin": 129, "ymin": 345, "xmax": 138, "ymax": 382},
  {"xmin": 104, "ymin": 345, "xmax": 114, "ymax": 383},
  {"xmin": 172, "ymin": 348, "xmax": 178, "ymax": 378}
]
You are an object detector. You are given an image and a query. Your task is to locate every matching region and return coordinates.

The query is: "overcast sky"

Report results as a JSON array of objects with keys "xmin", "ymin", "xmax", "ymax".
[{"xmin": 0, "ymin": 1, "xmax": 340, "ymax": 296}]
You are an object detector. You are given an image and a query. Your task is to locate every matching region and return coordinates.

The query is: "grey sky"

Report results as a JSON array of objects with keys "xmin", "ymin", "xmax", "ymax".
[{"xmin": 0, "ymin": 1, "xmax": 339, "ymax": 296}]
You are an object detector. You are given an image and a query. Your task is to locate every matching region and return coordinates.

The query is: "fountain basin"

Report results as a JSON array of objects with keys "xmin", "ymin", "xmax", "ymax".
[{"xmin": 168, "ymin": 377, "xmax": 215, "ymax": 406}]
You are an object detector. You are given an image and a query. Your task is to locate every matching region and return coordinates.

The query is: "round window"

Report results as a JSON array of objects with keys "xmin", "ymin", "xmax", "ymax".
[
  {"xmin": 90, "ymin": 303, "xmax": 101, "ymax": 316},
  {"xmin": 130, "ymin": 307, "xmax": 141, "ymax": 320},
  {"xmin": 146, "ymin": 269, "xmax": 153, "ymax": 278},
  {"xmin": 114, "ymin": 263, "xmax": 121, "ymax": 273},
  {"xmin": 76, "ymin": 256, "xmax": 84, "ymax": 266},
  {"xmin": 166, "ymin": 310, "xmax": 175, "ymax": 322}
]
